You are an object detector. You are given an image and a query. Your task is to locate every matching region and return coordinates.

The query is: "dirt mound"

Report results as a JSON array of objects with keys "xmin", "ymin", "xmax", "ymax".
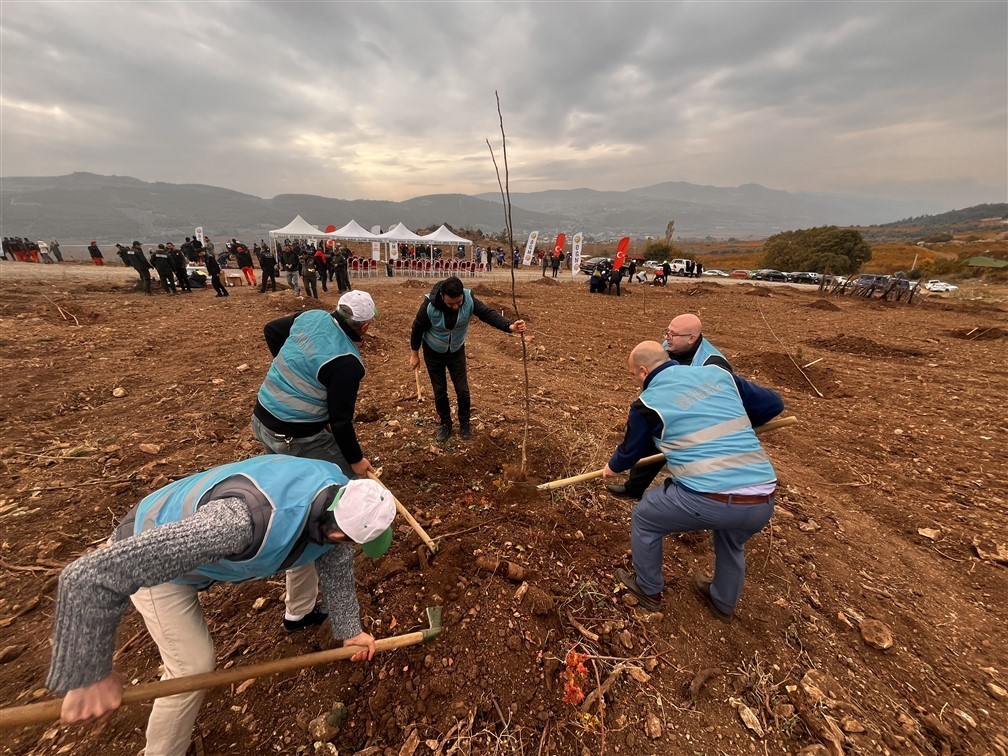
[
  {"xmin": 948, "ymin": 326, "xmax": 1007, "ymax": 340},
  {"xmin": 806, "ymin": 298, "xmax": 841, "ymax": 311},
  {"xmin": 470, "ymin": 284, "xmax": 509, "ymax": 298},
  {"xmin": 807, "ymin": 334, "xmax": 925, "ymax": 358},
  {"xmin": 396, "ymin": 279, "xmax": 429, "ymax": 290},
  {"xmin": 533, "ymin": 277, "xmax": 559, "ymax": 286},
  {"xmin": 743, "ymin": 286, "xmax": 773, "ymax": 297},
  {"xmin": 734, "ymin": 352, "xmax": 842, "ymax": 397}
]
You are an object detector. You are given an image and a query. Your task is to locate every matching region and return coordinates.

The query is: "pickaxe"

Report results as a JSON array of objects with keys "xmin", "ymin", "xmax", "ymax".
[{"xmin": 0, "ymin": 607, "xmax": 442, "ymax": 729}]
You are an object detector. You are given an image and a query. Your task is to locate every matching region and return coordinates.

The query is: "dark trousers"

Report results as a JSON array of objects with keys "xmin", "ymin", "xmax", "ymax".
[
  {"xmin": 210, "ymin": 273, "xmax": 228, "ymax": 296},
  {"xmin": 303, "ymin": 273, "xmax": 318, "ymax": 298},
  {"xmin": 155, "ymin": 265, "xmax": 176, "ymax": 294},
  {"xmin": 260, "ymin": 266, "xmax": 277, "ymax": 292},
  {"xmin": 317, "ymin": 266, "xmax": 328, "ymax": 292},
  {"xmin": 622, "ymin": 440, "xmax": 665, "ymax": 496},
  {"xmin": 423, "ymin": 343, "xmax": 470, "ymax": 428},
  {"xmin": 174, "ymin": 264, "xmax": 191, "ymax": 291},
  {"xmin": 336, "ymin": 268, "xmax": 351, "ymax": 292},
  {"xmin": 132, "ymin": 266, "xmax": 152, "ymax": 294}
]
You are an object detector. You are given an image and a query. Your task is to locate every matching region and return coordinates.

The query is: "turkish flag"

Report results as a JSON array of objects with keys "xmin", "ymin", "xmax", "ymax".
[
  {"xmin": 553, "ymin": 232, "xmax": 566, "ymax": 258},
  {"xmin": 325, "ymin": 225, "xmax": 336, "ymax": 233},
  {"xmin": 613, "ymin": 236, "xmax": 630, "ymax": 270}
]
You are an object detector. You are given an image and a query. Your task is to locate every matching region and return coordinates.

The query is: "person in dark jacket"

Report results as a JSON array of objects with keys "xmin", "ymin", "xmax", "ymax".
[
  {"xmin": 252, "ymin": 291, "xmax": 379, "ymax": 635},
  {"xmin": 301, "ymin": 250, "xmax": 319, "ymax": 299},
  {"xmin": 257, "ymin": 244, "xmax": 278, "ymax": 293},
  {"xmin": 114, "ymin": 244, "xmax": 131, "ymax": 267},
  {"xmin": 281, "ymin": 244, "xmax": 301, "ymax": 295},
  {"xmin": 551, "ymin": 252, "xmax": 563, "ymax": 278},
  {"xmin": 205, "ymin": 250, "xmax": 228, "ymax": 297},
  {"xmin": 50, "ymin": 240, "xmax": 64, "ymax": 262},
  {"xmin": 235, "ymin": 243, "xmax": 256, "ymax": 287},
  {"xmin": 87, "ymin": 241, "xmax": 104, "ymax": 266},
  {"xmin": 608, "ymin": 266, "xmax": 624, "ymax": 296},
  {"xmin": 314, "ymin": 247, "xmax": 329, "ymax": 292},
  {"xmin": 45, "ymin": 455, "xmax": 394, "ymax": 755},
  {"xmin": 150, "ymin": 245, "xmax": 177, "ymax": 295},
  {"xmin": 604, "ymin": 341, "xmax": 784, "ymax": 619},
  {"xmin": 627, "ymin": 259, "xmax": 637, "ymax": 284},
  {"xmin": 334, "ymin": 247, "xmax": 351, "ymax": 292},
  {"xmin": 409, "ymin": 276, "xmax": 526, "ymax": 442},
  {"xmin": 166, "ymin": 243, "xmax": 192, "ymax": 293},
  {"xmin": 128, "ymin": 241, "xmax": 153, "ymax": 295}
]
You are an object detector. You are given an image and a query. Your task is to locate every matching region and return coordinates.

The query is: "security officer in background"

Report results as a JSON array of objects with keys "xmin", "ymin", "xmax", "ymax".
[
  {"xmin": 128, "ymin": 241, "xmax": 153, "ymax": 295},
  {"xmin": 167, "ymin": 243, "xmax": 192, "ymax": 293},
  {"xmin": 150, "ymin": 245, "xmax": 177, "ymax": 295}
]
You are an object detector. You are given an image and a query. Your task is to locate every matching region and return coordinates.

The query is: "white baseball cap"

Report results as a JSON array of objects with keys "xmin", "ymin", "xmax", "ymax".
[
  {"xmin": 337, "ymin": 291, "xmax": 377, "ymax": 322},
  {"xmin": 329, "ymin": 478, "xmax": 395, "ymax": 558}
]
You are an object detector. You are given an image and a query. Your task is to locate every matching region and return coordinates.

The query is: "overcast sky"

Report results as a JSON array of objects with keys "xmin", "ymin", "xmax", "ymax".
[{"xmin": 2, "ymin": 1, "xmax": 1005, "ymax": 209}]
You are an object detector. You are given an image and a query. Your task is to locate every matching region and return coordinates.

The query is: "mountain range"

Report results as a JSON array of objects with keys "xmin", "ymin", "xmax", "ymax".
[{"xmin": 0, "ymin": 172, "xmax": 954, "ymax": 244}]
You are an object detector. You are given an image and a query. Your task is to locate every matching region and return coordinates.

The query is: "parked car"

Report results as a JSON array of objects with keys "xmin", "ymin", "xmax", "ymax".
[
  {"xmin": 853, "ymin": 274, "xmax": 890, "ymax": 289},
  {"xmin": 786, "ymin": 272, "xmax": 818, "ymax": 285},
  {"xmin": 669, "ymin": 258, "xmax": 690, "ymax": 276},
  {"xmin": 702, "ymin": 269, "xmax": 729, "ymax": 277},
  {"xmin": 925, "ymin": 280, "xmax": 959, "ymax": 292},
  {"xmin": 729, "ymin": 269, "xmax": 750, "ymax": 279},
  {"xmin": 752, "ymin": 269, "xmax": 787, "ymax": 282},
  {"xmin": 578, "ymin": 256, "xmax": 610, "ymax": 275}
]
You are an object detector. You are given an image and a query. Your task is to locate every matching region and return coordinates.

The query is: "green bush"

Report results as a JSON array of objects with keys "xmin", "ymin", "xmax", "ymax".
[{"xmin": 761, "ymin": 226, "xmax": 871, "ymax": 274}]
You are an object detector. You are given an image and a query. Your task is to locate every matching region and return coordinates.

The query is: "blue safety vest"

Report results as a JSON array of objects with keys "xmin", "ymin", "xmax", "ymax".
[
  {"xmin": 422, "ymin": 290, "xmax": 474, "ymax": 353},
  {"xmin": 691, "ymin": 337, "xmax": 728, "ymax": 368},
  {"xmin": 640, "ymin": 365, "xmax": 776, "ymax": 492},
  {"xmin": 257, "ymin": 310, "xmax": 363, "ymax": 423},
  {"xmin": 116, "ymin": 455, "xmax": 348, "ymax": 587}
]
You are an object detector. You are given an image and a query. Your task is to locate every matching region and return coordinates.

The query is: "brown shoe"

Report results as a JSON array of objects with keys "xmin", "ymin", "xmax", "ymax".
[
  {"xmin": 615, "ymin": 568, "xmax": 662, "ymax": 611},
  {"xmin": 690, "ymin": 571, "xmax": 733, "ymax": 623}
]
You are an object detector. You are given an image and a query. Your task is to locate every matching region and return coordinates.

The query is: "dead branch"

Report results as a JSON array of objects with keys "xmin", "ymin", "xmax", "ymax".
[
  {"xmin": 564, "ymin": 609, "xmax": 600, "ymax": 642},
  {"xmin": 756, "ymin": 306, "xmax": 824, "ymax": 397},
  {"xmin": 43, "ymin": 295, "xmax": 79, "ymax": 326}
]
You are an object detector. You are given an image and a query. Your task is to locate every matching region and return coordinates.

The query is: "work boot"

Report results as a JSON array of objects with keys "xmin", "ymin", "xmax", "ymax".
[
  {"xmin": 606, "ymin": 484, "xmax": 641, "ymax": 499},
  {"xmin": 615, "ymin": 568, "xmax": 662, "ymax": 611},
  {"xmin": 283, "ymin": 603, "xmax": 328, "ymax": 633},
  {"xmin": 435, "ymin": 425, "xmax": 452, "ymax": 443},
  {"xmin": 690, "ymin": 571, "xmax": 733, "ymax": 623},
  {"xmin": 459, "ymin": 423, "xmax": 472, "ymax": 440}
]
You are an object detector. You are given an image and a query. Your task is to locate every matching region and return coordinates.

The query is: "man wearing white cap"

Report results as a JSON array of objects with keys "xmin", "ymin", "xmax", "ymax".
[
  {"xmin": 45, "ymin": 454, "xmax": 396, "ymax": 756},
  {"xmin": 251, "ymin": 290, "xmax": 379, "ymax": 633}
]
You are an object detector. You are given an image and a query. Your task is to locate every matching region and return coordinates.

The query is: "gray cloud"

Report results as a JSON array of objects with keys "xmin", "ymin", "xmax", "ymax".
[{"xmin": 2, "ymin": 0, "xmax": 1004, "ymax": 209}]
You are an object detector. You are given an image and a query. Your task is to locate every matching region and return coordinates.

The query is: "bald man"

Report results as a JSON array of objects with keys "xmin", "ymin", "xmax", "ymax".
[
  {"xmin": 604, "ymin": 341, "xmax": 783, "ymax": 620},
  {"xmin": 607, "ymin": 314, "xmax": 731, "ymax": 499}
]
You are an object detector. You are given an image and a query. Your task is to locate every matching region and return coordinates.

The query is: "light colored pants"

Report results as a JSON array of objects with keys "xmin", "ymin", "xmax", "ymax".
[
  {"xmin": 130, "ymin": 582, "xmax": 215, "ymax": 756},
  {"xmin": 250, "ymin": 416, "xmax": 353, "ymax": 618},
  {"xmin": 631, "ymin": 481, "xmax": 774, "ymax": 613},
  {"xmin": 285, "ymin": 270, "xmax": 300, "ymax": 294}
]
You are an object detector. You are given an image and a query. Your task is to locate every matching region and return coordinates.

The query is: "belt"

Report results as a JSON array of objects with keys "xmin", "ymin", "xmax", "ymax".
[{"xmin": 700, "ymin": 492, "xmax": 774, "ymax": 505}]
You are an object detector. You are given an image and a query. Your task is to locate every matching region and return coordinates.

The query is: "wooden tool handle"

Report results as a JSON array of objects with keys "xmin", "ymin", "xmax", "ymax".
[
  {"xmin": 1, "ymin": 632, "xmax": 425, "ymax": 729},
  {"xmin": 366, "ymin": 471, "xmax": 438, "ymax": 554}
]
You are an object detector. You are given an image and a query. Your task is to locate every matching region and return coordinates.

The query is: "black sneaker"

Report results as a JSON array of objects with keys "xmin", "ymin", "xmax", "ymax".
[
  {"xmin": 435, "ymin": 425, "xmax": 452, "ymax": 442},
  {"xmin": 283, "ymin": 605, "xmax": 328, "ymax": 633},
  {"xmin": 690, "ymin": 572, "xmax": 733, "ymax": 623},
  {"xmin": 615, "ymin": 568, "xmax": 662, "ymax": 611},
  {"xmin": 606, "ymin": 484, "xmax": 641, "ymax": 499},
  {"xmin": 459, "ymin": 424, "xmax": 472, "ymax": 440}
]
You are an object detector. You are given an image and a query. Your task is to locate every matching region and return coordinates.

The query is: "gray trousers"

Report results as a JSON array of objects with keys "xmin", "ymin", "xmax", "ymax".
[
  {"xmin": 251, "ymin": 416, "xmax": 352, "ymax": 616},
  {"xmin": 631, "ymin": 481, "xmax": 774, "ymax": 613},
  {"xmin": 285, "ymin": 269, "xmax": 301, "ymax": 294}
]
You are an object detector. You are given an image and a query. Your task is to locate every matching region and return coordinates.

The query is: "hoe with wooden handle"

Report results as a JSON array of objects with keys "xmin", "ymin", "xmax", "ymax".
[
  {"xmin": 537, "ymin": 415, "xmax": 797, "ymax": 491},
  {"xmin": 0, "ymin": 607, "xmax": 442, "ymax": 729},
  {"xmin": 367, "ymin": 470, "xmax": 438, "ymax": 555}
]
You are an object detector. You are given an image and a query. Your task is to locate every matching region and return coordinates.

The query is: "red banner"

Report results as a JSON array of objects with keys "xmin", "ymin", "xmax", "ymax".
[
  {"xmin": 613, "ymin": 236, "xmax": 630, "ymax": 270},
  {"xmin": 553, "ymin": 232, "xmax": 566, "ymax": 258}
]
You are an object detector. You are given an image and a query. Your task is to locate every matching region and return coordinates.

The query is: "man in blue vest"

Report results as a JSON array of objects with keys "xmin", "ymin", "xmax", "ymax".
[
  {"xmin": 252, "ymin": 290, "xmax": 378, "ymax": 634},
  {"xmin": 46, "ymin": 455, "xmax": 395, "ymax": 755},
  {"xmin": 409, "ymin": 276, "xmax": 526, "ymax": 442},
  {"xmin": 607, "ymin": 314, "xmax": 732, "ymax": 499},
  {"xmin": 604, "ymin": 341, "xmax": 783, "ymax": 621}
]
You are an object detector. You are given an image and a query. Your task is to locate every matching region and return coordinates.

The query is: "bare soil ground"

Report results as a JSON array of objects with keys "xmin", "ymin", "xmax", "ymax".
[{"xmin": 1, "ymin": 262, "xmax": 1006, "ymax": 755}]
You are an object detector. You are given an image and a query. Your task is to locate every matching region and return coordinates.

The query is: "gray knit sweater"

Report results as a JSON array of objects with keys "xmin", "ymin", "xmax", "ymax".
[{"xmin": 46, "ymin": 498, "xmax": 363, "ymax": 694}]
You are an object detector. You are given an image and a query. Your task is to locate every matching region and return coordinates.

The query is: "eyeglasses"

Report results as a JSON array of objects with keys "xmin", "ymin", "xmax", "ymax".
[{"xmin": 664, "ymin": 329, "xmax": 685, "ymax": 338}]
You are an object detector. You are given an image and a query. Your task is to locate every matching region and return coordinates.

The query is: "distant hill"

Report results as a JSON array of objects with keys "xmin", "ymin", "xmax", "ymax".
[
  {"xmin": 0, "ymin": 172, "xmax": 972, "ymax": 244},
  {"xmin": 860, "ymin": 203, "xmax": 1008, "ymax": 243}
]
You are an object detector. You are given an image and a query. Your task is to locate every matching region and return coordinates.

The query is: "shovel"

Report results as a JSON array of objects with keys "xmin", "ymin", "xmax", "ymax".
[
  {"xmin": 0, "ymin": 607, "xmax": 442, "ymax": 729},
  {"xmin": 414, "ymin": 367, "xmax": 424, "ymax": 402},
  {"xmin": 367, "ymin": 470, "xmax": 438, "ymax": 555},
  {"xmin": 538, "ymin": 415, "xmax": 798, "ymax": 491}
]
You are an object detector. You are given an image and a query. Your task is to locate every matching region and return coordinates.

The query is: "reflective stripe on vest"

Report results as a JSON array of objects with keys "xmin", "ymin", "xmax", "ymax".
[
  {"xmin": 422, "ymin": 290, "xmax": 473, "ymax": 353},
  {"xmin": 257, "ymin": 310, "xmax": 363, "ymax": 423},
  {"xmin": 691, "ymin": 337, "xmax": 728, "ymax": 368},
  {"xmin": 640, "ymin": 365, "xmax": 776, "ymax": 492},
  {"xmin": 122, "ymin": 455, "xmax": 348, "ymax": 587}
]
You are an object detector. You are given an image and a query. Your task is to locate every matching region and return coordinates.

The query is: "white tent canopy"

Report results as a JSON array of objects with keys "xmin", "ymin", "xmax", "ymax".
[
  {"xmin": 422, "ymin": 225, "xmax": 473, "ymax": 246},
  {"xmin": 327, "ymin": 220, "xmax": 380, "ymax": 242},
  {"xmin": 269, "ymin": 215, "xmax": 324, "ymax": 239},
  {"xmin": 378, "ymin": 222, "xmax": 427, "ymax": 243}
]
